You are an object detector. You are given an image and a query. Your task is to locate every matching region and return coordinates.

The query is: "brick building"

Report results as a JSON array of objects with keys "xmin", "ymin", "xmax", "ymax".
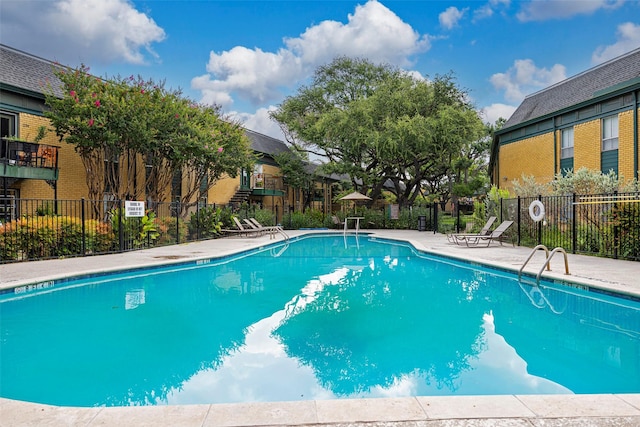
[
  {"xmin": 489, "ymin": 48, "xmax": 640, "ymax": 191},
  {"xmin": 0, "ymin": 44, "xmax": 338, "ymax": 222}
]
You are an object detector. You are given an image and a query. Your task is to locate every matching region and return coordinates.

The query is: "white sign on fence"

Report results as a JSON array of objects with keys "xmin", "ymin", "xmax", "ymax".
[
  {"xmin": 124, "ymin": 201, "xmax": 145, "ymax": 217},
  {"xmin": 389, "ymin": 204, "xmax": 399, "ymax": 220}
]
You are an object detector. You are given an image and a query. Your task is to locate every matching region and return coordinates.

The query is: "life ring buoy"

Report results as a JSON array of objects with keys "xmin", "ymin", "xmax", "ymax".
[{"xmin": 529, "ymin": 200, "xmax": 545, "ymax": 222}]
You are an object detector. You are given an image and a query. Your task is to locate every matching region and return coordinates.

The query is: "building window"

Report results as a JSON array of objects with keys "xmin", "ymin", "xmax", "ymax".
[
  {"xmin": 561, "ymin": 127, "xmax": 574, "ymax": 159},
  {"xmin": 1, "ymin": 111, "xmax": 17, "ymax": 138},
  {"xmin": 1, "ymin": 111, "xmax": 18, "ymax": 159},
  {"xmin": 560, "ymin": 127, "xmax": 574, "ymax": 175},
  {"xmin": 602, "ymin": 115, "xmax": 618, "ymax": 151},
  {"xmin": 601, "ymin": 115, "xmax": 619, "ymax": 175}
]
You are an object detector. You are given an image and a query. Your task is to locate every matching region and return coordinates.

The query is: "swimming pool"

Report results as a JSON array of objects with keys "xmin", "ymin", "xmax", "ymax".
[{"xmin": 1, "ymin": 234, "xmax": 639, "ymax": 407}]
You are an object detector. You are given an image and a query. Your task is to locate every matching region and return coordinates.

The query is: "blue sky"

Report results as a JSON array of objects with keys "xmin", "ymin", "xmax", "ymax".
[{"xmin": 1, "ymin": 0, "xmax": 639, "ymax": 140}]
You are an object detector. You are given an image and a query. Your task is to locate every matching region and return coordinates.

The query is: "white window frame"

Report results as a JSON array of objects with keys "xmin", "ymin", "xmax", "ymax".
[
  {"xmin": 1, "ymin": 111, "xmax": 18, "ymax": 138},
  {"xmin": 602, "ymin": 115, "xmax": 619, "ymax": 152},
  {"xmin": 561, "ymin": 127, "xmax": 574, "ymax": 159}
]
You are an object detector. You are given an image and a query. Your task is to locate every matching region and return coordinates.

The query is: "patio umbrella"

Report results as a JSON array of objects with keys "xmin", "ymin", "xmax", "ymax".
[
  {"xmin": 339, "ymin": 192, "xmax": 372, "ymax": 214},
  {"xmin": 339, "ymin": 192, "xmax": 372, "ymax": 201}
]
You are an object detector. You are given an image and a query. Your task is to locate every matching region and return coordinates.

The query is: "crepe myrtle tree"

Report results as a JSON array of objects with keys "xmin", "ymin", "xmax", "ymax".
[
  {"xmin": 178, "ymin": 104, "xmax": 255, "ymax": 215},
  {"xmin": 271, "ymin": 57, "xmax": 485, "ymax": 208},
  {"xmin": 45, "ymin": 65, "xmax": 254, "ymax": 216}
]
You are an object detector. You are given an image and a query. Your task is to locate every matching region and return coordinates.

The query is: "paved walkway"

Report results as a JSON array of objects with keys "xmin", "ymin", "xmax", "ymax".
[{"xmin": 1, "ymin": 230, "xmax": 639, "ymax": 426}]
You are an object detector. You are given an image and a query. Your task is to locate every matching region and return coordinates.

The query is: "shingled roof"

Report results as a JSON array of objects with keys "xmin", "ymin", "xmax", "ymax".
[
  {"xmin": 244, "ymin": 128, "xmax": 290, "ymax": 157},
  {"xmin": 0, "ymin": 44, "xmax": 64, "ymax": 98},
  {"xmin": 504, "ymin": 47, "xmax": 640, "ymax": 129}
]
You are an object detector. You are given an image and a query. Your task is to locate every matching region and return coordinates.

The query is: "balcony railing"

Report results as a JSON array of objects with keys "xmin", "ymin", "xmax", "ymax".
[
  {"xmin": 251, "ymin": 173, "xmax": 284, "ymax": 196},
  {"xmin": 1, "ymin": 138, "xmax": 59, "ymax": 180}
]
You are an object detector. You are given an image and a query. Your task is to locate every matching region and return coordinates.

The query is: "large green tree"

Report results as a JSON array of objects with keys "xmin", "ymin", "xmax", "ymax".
[
  {"xmin": 44, "ymin": 65, "xmax": 253, "ymax": 215},
  {"xmin": 271, "ymin": 57, "xmax": 485, "ymax": 207}
]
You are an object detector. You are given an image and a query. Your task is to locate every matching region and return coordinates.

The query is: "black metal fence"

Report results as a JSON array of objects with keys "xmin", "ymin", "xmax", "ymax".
[
  {"xmin": 0, "ymin": 198, "xmax": 261, "ymax": 263},
  {"xmin": 2, "ymin": 193, "xmax": 637, "ymax": 263},
  {"xmin": 0, "ymin": 197, "xmax": 441, "ymax": 264},
  {"xmin": 488, "ymin": 192, "xmax": 640, "ymax": 261}
]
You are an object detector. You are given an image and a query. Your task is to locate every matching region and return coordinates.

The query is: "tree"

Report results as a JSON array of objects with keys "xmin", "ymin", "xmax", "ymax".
[
  {"xmin": 44, "ymin": 65, "xmax": 254, "ymax": 216},
  {"xmin": 274, "ymin": 150, "xmax": 315, "ymax": 210},
  {"xmin": 271, "ymin": 57, "xmax": 485, "ymax": 208}
]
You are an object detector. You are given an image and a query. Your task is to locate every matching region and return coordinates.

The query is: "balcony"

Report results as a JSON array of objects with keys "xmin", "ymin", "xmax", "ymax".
[
  {"xmin": 251, "ymin": 173, "xmax": 285, "ymax": 196},
  {"xmin": 1, "ymin": 138, "xmax": 59, "ymax": 181}
]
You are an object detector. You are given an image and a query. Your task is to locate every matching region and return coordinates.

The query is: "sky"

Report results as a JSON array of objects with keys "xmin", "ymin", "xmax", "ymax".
[{"xmin": 1, "ymin": 0, "xmax": 640, "ymax": 141}]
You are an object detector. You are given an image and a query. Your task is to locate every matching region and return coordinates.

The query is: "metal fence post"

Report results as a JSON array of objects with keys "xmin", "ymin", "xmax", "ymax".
[
  {"xmin": 176, "ymin": 201, "xmax": 180, "ymax": 244},
  {"xmin": 537, "ymin": 194, "xmax": 542, "ymax": 246},
  {"xmin": 433, "ymin": 201, "xmax": 438, "ymax": 234},
  {"xmin": 81, "ymin": 198, "xmax": 86, "ymax": 256},
  {"xmin": 517, "ymin": 196, "xmax": 521, "ymax": 246},
  {"xmin": 613, "ymin": 190, "xmax": 619, "ymax": 259},
  {"xmin": 118, "ymin": 199, "xmax": 124, "ymax": 252},
  {"xmin": 196, "ymin": 201, "xmax": 200, "ymax": 241},
  {"xmin": 572, "ymin": 193, "xmax": 577, "ymax": 254}
]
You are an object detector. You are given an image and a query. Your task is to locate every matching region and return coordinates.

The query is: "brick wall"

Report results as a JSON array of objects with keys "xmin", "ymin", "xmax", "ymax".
[
  {"xmin": 619, "ymin": 108, "xmax": 638, "ymax": 182},
  {"xmin": 573, "ymin": 118, "xmax": 600, "ymax": 171},
  {"xmin": 499, "ymin": 133, "xmax": 555, "ymax": 191},
  {"xmin": 15, "ymin": 113, "xmax": 90, "ymax": 200},
  {"xmin": 499, "ymin": 107, "xmax": 640, "ymax": 190}
]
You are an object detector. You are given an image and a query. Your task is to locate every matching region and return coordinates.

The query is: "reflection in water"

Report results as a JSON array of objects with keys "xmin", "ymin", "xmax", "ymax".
[{"xmin": 1, "ymin": 235, "xmax": 638, "ymax": 407}]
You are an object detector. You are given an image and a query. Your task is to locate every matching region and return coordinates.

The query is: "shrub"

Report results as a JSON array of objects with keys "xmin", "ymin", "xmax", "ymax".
[
  {"xmin": 110, "ymin": 209, "xmax": 160, "ymax": 249},
  {"xmin": 610, "ymin": 204, "xmax": 640, "ymax": 260},
  {"xmin": 0, "ymin": 215, "xmax": 115, "ymax": 261},
  {"xmin": 189, "ymin": 206, "xmax": 223, "ymax": 239},
  {"xmin": 282, "ymin": 209, "xmax": 325, "ymax": 229},
  {"xmin": 155, "ymin": 216, "xmax": 189, "ymax": 245}
]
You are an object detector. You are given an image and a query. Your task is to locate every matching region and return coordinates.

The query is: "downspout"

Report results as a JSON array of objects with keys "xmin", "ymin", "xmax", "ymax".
[
  {"xmin": 553, "ymin": 117, "xmax": 557, "ymax": 177},
  {"xmin": 634, "ymin": 90, "xmax": 638, "ymax": 181}
]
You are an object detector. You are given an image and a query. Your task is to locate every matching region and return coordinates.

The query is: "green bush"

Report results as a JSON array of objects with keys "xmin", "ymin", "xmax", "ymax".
[
  {"xmin": 252, "ymin": 208, "xmax": 277, "ymax": 227},
  {"xmin": 189, "ymin": 206, "xmax": 223, "ymax": 239},
  {"xmin": 610, "ymin": 204, "xmax": 640, "ymax": 260},
  {"xmin": 0, "ymin": 216, "xmax": 114, "ymax": 261},
  {"xmin": 110, "ymin": 209, "xmax": 160, "ymax": 250},
  {"xmin": 155, "ymin": 216, "xmax": 189, "ymax": 245},
  {"xmin": 282, "ymin": 209, "xmax": 326, "ymax": 229}
]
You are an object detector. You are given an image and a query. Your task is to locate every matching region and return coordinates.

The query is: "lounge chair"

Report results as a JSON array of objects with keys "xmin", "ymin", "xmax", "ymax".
[
  {"xmin": 448, "ymin": 216, "xmax": 497, "ymax": 244},
  {"xmin": 242, "ymin": 218, "xmax": 273, "ymax": 238},
  {"xmin": 221, "ymin": 217, "xmax": 259, "ymax": 237},
  {"xmin": 460, "ymin": 220, "xmax": 514, "ymax": 247},
  {"xmin": 246, "ymin": 218, "xmax": 283, "ymax": 239}
]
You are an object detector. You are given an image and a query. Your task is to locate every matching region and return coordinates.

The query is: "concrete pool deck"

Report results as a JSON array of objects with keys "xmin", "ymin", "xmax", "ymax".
[{"xmin": 1, "ymin": 229, "xmax": 639, "ymax": 426}]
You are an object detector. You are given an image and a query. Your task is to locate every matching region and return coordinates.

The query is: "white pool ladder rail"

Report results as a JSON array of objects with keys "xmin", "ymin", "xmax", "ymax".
[{"xmin": 518, "ymin": 244, "xmax": 570, "ymax": 285}]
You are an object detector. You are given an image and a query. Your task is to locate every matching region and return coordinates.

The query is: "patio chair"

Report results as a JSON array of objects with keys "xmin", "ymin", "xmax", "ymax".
[
  {"xmin": 460, "ymin": 220, "xmax": 514, "ymax": 247},
  {"xmin": 242, "ymin": 218, "xmax": 274, "ymax": 237},
  {"xmin": 221, "ymin": 217, "xmax": 259, "ymax": 237},
  {"xmin": 447, "ymin": 216, "xmax": 497, "ymax": 244},
  {"xmin": 247, "ymin": 218, "xmax": 283, "ymax": 239}
]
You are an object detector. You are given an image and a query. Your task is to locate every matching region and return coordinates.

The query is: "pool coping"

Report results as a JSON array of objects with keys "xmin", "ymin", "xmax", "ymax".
[{"xmin": 1, "ymin": 230, "xmax": 639, "ymax": 426}]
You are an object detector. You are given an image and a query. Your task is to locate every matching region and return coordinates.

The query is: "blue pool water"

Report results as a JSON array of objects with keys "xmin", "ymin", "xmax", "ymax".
[{"xmin": 1, "ymin": 235, "xmax": 639, "ymax": 407}]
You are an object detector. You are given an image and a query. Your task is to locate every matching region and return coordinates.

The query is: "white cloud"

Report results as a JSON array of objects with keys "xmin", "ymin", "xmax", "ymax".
[
  {"xmin": 517, "ymin": 0, "xmax": 625, "ymax": 22},
  {"xmin": 0, "ymin": 0, "xmax": 165, "ymax": 64},
  {"xmin": 490, "ymin": 59, "xmax": 566, "ymax": 103},
  {"xmin": 192, "ymin": 47, "xmax": 303, "ymax": 106},
  {"xmin": 473, "ymin": 0, "xmax": 511, "ymax": 22},
  {"xmin": 592, "ymin": 22, "xmax": 640, "ymax": 64},
  {"xmin": 480, "ymin": 103, "xmax": 517, "ymax": 125},
  {"xmin": 439, "ymin": 7, "xmax": 468, "ymax": 29},
  {"xmin": 230, "ymin": 107, "xmax": 287, "ymax": 141},
  {"xmin": 473, "ymin": 5, "xmax": 494, "ymax": 21},
  {"xmin": 192, "ymin": 0, "xmax": 431, "ymax": 108}
]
